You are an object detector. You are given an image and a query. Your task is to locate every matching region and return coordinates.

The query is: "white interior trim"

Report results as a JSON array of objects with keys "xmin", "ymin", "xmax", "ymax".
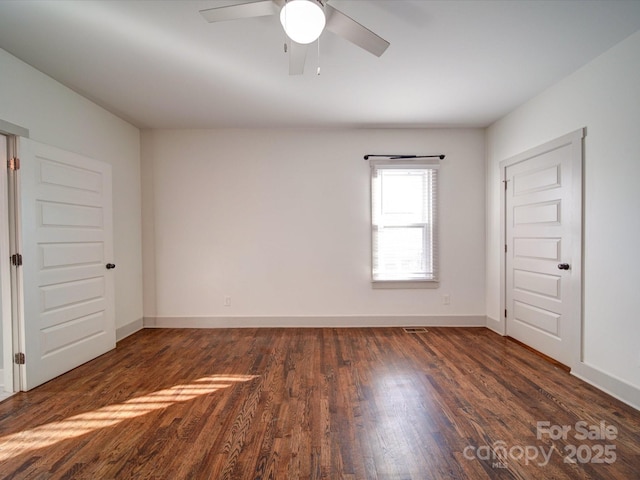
[
  {"xmin": 0, "ymin": 134, "xmax": 14, "ymax": 394},
  {"xmin": 144, "ymin": 315, "xmax": 486, "ymax": 329},
  {"xmin": 485, "ymin": 315, "xmax": 503, "ymax": 335},
  {"xmin": 372, "ymin": 281, "xmax": 439, "ymax": 289},
  {"xmin": 572, "ymin": 362, "xmax": 640, "ymax": 411},
  {"xmin": 0, "ymin": 120, "xmax": 28, "ymax": 138},
  {"xmin": 116, "ymin": 318, "xmax": 144, "ymax": 342}
]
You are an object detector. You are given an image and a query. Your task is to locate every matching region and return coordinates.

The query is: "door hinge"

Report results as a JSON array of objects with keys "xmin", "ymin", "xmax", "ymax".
[
  {"xmin": 11, "ymin": 253, "xmax": 23, "ymax": 266},
  {"xmin": 505, "ymin": 309, "xmax": 508, "ymax": 318},
  {"xmin": 14, "ymin": 352, "xmax": 25, "ymax": 365},
  {"xmin": 7, "ymin": 157, "xmax": 20, "ymax": 171},
  {"xmin": 503, "ymin": 180, "xmax": 508, "ymax": 190},
  {"xmin": 504, "ymin": 244, "xmax": 507, "ymax": 253}
]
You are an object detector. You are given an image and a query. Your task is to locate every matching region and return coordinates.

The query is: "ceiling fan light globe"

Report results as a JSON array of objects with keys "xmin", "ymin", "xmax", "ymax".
[{"xmin": 280, "ymin": 0, "xmax": 326, "ymax": 45}]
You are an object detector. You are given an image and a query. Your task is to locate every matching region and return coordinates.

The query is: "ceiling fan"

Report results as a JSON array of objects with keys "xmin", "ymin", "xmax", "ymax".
[{"xmin": 199, "ymin": 0, "xmax": 390, "ymax": 75}]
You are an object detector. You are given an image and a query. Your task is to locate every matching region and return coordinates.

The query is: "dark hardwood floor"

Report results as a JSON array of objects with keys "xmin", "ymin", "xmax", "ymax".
[{"xmin": 0, "ymin": 327, "xmax": 638, "ymax": 479}]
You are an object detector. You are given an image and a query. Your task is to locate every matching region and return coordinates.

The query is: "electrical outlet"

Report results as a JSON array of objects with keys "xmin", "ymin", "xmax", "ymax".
[
  {"xmin": 224, "ymin": 296, "xmax": 231, "ymax": 307},
  {"xmin": 442, "ymin": 294, "xmax": 451, "ymax": 305}
]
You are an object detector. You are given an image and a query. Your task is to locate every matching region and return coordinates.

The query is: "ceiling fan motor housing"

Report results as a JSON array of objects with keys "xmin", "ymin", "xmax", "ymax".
[{"xmin": 280, "ymin": 0, "xmax": 327, "ymax": 45}]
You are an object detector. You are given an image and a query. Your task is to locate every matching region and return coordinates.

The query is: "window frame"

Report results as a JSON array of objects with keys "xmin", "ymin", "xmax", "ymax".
[{"xmin": 370, "ymin": 159, "xmax": 440, "ymax": 289}]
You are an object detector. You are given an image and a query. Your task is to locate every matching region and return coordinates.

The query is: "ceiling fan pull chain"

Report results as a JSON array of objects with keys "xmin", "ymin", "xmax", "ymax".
[
  {"xmin": 317, "ymin": 36, "xmax": 321, "ymax": 76},
  {"xmin": 283, "ymin": 0, "xmax": 288, "ymax": 53}
]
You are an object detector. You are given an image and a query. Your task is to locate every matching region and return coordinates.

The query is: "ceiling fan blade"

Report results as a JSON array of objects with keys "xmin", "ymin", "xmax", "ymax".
[
  {"xmin": 288, "ymin": 41, "xmax": 308, "ymax": 75},
  {"xmin": 324, "ymin": 4, "xmax": 390, "ymax": 57},
  {"xmin": 199, "ymin": 1, "xmax": 279, "ymax": 23}
]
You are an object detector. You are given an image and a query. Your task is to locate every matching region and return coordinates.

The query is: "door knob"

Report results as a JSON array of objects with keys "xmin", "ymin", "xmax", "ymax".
[
  {"xmin": 557, "ymin": 263, "xmax": 570, "ymax": 270},
  {"xmin": 106, "ymin": 263, "xmax": 116, "ymax": 270}
]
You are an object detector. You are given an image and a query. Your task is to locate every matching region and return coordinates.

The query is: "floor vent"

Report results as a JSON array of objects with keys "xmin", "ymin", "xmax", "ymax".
[{"xmin": 403, "ymin": 327, "xmax": 428, "ymax": 334}]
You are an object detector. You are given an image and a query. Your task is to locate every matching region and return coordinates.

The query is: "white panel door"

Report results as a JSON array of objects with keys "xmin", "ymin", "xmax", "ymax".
[
  {"xmin": 18, "ymin": 139, "xmax": 115, "ymax": 390},
  {"xmin": 505, "ymin": 130, "xmax": 583, "ymax": 367}
]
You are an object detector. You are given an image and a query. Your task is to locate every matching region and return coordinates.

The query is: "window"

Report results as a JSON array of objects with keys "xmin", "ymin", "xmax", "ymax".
[{"xmin": 371, "ymin": 161, "xmax": 439, "ymax": 286}]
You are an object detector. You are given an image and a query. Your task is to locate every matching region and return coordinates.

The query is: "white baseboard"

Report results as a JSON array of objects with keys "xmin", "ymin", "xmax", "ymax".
[
  {"xmin": 143, "ymin": 315, "xmax": 486, "ymax": 329},
  {"xmin": 572, "ymin": 362, "xmax": 640, "ymax": 411},
  {"xmin": 116, "ymin": 318, "xmax": 144, "ymax": 342},
  {"xmin": 0, "ymin": 368, "xmax": 12, "ymax": 401},
  {"xmin": 484, "ymin": 315, "xmax": 639, "ymax": 411},
  {"xmin": 485, "ymin": 315, "xmax": 505, "ymax": 335}
]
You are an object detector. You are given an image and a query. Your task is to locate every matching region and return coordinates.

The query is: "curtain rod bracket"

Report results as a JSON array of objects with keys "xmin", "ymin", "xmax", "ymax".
[{"xmin": 364, "ymin": 154, "xmax": 445, "ymax": 160}]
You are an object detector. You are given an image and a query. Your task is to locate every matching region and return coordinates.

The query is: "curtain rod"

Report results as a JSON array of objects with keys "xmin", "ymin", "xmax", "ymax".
[{"xmin": 363, "ymin": 154, "xmax": 445, "ymax": 160}]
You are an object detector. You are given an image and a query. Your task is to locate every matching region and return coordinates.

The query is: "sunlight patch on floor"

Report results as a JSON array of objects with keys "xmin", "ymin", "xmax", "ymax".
[{"xmin": 0, "ymin": 374, "xmax": 258, "ymax": 461}]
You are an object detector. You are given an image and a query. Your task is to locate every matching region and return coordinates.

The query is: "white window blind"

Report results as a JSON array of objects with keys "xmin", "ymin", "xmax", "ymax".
[{"xmin": 371, "ymin": 161, "xmax": 439, "ymax": 283}]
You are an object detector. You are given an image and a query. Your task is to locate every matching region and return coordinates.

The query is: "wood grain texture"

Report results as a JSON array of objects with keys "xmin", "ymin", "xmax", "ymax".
[{"xmin": 0, "ymin": 327, "xmax": 638, "ymax": 479}]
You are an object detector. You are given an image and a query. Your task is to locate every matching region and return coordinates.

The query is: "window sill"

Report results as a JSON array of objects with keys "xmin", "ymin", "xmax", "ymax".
[{"xmin": 372, "ymin": 280, "xmax": 440, "ymax": 289}]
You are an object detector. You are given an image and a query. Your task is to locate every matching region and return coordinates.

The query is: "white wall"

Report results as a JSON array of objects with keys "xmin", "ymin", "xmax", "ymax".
[
  {"xmin": 0, "ymin": 48, "xmax": 143, "ymax": 335},
  {"xmin": 142, "ymin": 128, "xmax": 485, "ymax": 326},
  {"xmin": 486, "ymin": 31, "xmax": 640, "ymax": 402}
]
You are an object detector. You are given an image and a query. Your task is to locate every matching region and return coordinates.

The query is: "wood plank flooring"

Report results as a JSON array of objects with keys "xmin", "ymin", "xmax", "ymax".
[{"xmin": 0, "ymin": 327, "xmax": 638, "ymax": 479}]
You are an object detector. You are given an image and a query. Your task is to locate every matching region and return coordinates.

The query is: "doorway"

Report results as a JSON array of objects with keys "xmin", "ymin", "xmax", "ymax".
[
  {"xmin": 1, "ymin": 131, "xmax": 117, "ymax": 393},
  {"xmin": 501, "ymin": 129, "xmax": 584, "ymax": 368},
  {"xmin": 17, "ymin": 139, "xmax": 117, "ymax": 390}
]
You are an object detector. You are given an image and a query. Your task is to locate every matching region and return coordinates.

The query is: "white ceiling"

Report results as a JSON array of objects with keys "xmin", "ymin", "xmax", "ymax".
[{"xmin": 1, "ymin": 0, "xmax": 639, "ymax": 129}]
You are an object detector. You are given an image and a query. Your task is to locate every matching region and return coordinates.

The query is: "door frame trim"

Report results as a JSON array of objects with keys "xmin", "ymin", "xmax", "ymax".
[
  {"xmin": 0, "ymin": 119, "xmax": 29, "ymax": 138},
  {"xmin": 499, "ymin": 128, "xmax": 585, "ymax": 369},
  {"xmin": 0, "ymin": 134, "xmax": 13, "ymax": 393},
  {"xmin": 0, "ymin": 122, "xmax": 28, "ymax": 395}
]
